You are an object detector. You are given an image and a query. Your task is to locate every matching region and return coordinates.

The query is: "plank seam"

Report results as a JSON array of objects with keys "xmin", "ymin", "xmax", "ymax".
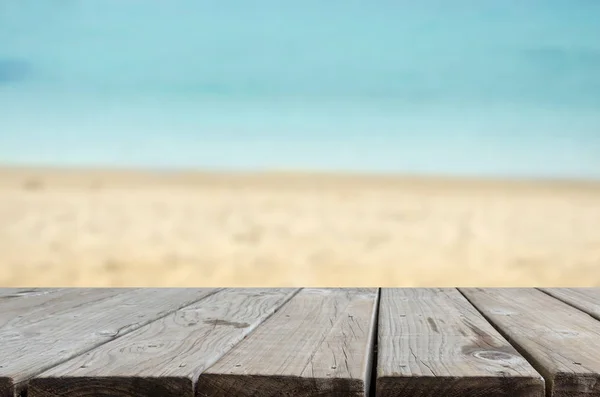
[
  {"xmin": 535, "ymin": 288, "xmax": 600, "ymax": 322},
  {"xmin": 367, "ymin": 288, "xmax": 380, "ymax": 397},
  {"xmin": 191, "ymin": 288, "xmax": 302, "ymax": 396},
  {"xmin": 15, "ymin": 288, "xmax": 223, "ymax": 397},
  {"xmin": 456, "ymin": 289, "xmax": 551, "ymax": 397}
]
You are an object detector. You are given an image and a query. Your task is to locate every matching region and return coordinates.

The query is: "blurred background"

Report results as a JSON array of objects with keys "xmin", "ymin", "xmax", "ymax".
[{"xmin": 1, "ymin": 0, "xmax": 599, "ymax": 286}]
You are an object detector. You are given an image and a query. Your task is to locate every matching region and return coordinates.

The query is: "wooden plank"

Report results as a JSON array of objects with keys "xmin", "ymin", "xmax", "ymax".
[
  {"xmin": 0, "ymin": 288, "xmax": 57, "ymax": 297},
  {"xmin": 0, "ymin": 288, "xmax": 218, "ymax": 397},
  {"xmin": 377, "ymin": 288, "xmax": 544, "ymax": 397},
  {"xmin": 0, "ymin": 288, "xmax": 65, "ymax": 303},
  {"xmin": 0, "ymin": 288, "xmax": 129, "ymax": 330},
  {"xmin": 196, "ymin": 288, "xmax": 378, "ymax": 397},
  {"xmin": 28, "ymin": 288, "xmax": 298, "ymax": 397},
  {"xmin": 539, "ymin": 288, "xmax": 600, "ymax": 321},
  {"xmin": 460, "ymin": 288, "xmax": 600, "ymax": 397},
  {"xmin": 0, "ymin": 289, "xmax": 66, "ymax": 317}
]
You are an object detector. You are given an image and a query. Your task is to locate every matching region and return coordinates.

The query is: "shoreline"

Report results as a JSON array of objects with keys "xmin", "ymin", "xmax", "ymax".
[{"xmin": 2, "ymin": 165, "xmax": 600, "ymax": 191}]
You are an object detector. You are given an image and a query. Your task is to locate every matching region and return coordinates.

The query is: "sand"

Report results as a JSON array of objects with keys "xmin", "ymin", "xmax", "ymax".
[{"xmin": 1, "ymin": 166, "xmax": 599, "ymax": 287}]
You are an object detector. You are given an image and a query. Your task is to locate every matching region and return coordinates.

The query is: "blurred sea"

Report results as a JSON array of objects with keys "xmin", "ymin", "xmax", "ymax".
[{"xmin": 1, "ymin": 0, "xmax": 599, "ymax": 179}]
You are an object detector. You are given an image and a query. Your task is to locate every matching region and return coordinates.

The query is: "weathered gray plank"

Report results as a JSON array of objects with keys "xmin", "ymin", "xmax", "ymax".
[
  {"xmin": 0, "ymin": 288, "xmax": 57, "ymax": 297},
  {"xmin": 460, "ymin": 288, "xmax": 600, "ymax": 397},
  {"xmin": 196, "ymin": 288, "xmax": 378, "ymax": 397},
  {"xmin": 377, "ymin": 288, "xmax": 544, "ymax": 397},
  {"xmin": 0, "ymin": 288, "xmax": 66, "ymax": 319},
  {"xmin": 28, "ymin": 288, "xmax": 298, "ymax": 397},
  {"xmin": 0, "ymin": 288, "xmax": 65, "ymax": 304},
  {"xmin": 539, "ymin": 288, "xmax": 600, "ymax": 321},
  {"xmin": 0, "ymin": 288, "xmax": 218, "ymax": 397},
  {"xmin": 0, "ymin": 288, "xmax": 129, "ymax": 330}
]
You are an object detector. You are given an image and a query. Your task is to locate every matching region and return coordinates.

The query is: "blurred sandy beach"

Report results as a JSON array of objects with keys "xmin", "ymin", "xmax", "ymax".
[{"xmin": 1, "ymin": 166, "xmax": 599, "ymax": 287}]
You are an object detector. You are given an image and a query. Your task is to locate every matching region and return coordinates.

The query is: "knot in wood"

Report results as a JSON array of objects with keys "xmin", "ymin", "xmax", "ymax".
[{"xmin": 473, "ymin": 350, "xmax": 517, "ymax": 362}]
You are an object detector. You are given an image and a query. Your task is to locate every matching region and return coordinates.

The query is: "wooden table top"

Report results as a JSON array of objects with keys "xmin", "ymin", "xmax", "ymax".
[{"xmin": 1, "ymin": 288, "xmax": 599, "ymax": 397}]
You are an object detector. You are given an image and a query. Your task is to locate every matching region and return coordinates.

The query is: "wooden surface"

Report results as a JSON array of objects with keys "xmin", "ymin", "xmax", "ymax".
[
  {"xmin": 0, "ymin": 288, "xmax": 128, "ymax": 330},
  {"xmin": 3, "ymin": 288, "xmax": 600, "ymax": 397},
  {"xmin": 461, "ymin": 288, "xmax": 600, "ymax": 397},
  {"xmin": 377, "ymin": 288, "xmax": 544, "ymax": 397},
  {"xmin": 29, "ymin": 288, "xmax": 298, "ymax": 397},
  {"xmin": 540, "ymin": 288, "xmax": 600, "ymax": 321},
  {"xmin": 0, "ymin": 288, "xmax": 218, "ymax": 397},
  {"xmin": 196, "ymin": 288, "xmax": 379, "ymax": 397},
  {"xmin": 0, "ymin": 288, "xmax": 57, "ymax": 297}
]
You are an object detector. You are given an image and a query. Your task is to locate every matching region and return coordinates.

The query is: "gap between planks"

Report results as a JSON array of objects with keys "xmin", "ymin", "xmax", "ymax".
[
  {"xmin": 28, "ymin": 288, "xmax": 300, "ymax": 397},
  {"xmin": 460, "ymin": 288, "xmax": 600, "ymax": 397},
  {"xmin": 196, "ymin": 288, "xmax": 379, "ymax": 397},
  {"xmin": 9, "ymin": 288, "xmax": 600, "ymax": 397},
  {"xmin": 538, "ymin": 288, "xmax": 600, "ymax": 321},
  {"xmin": 0, "ymin": 288, "xmax": 222, "ymax": 397},
  {"xmin": 377, "ymin": 288, "xmax": 544, "ymax": 397}
]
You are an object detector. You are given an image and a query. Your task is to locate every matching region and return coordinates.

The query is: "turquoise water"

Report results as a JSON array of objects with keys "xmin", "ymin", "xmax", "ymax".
[{"xmin": 1, "ymin": 0, "xmax": 600, "ymax": 178}]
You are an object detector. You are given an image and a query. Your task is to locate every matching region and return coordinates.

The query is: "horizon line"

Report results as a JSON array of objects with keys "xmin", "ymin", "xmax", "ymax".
[{"xmin": 2, "ymin": 162, "xmax": 600, "ymax": 187}]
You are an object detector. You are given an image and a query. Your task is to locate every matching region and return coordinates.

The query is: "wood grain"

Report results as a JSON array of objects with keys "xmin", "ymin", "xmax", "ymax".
[
  {"xmin": 196, "ymin": 288, "xmax": 378, "ymax": 397},
  {"xmin": 539, "ymin": 288, "xmax": 600, "ymax": 321},
  {"xmin": 377, "ymin": 288, "xmax": 544, "ymax": 397},
  {"xmin": 0, "ymin": 288, "xmax": 129, "ymax": 331},
  {"xmin": 0, "ymin": 288, "xmax": 67, "ymax": 322},
  {"xmin": 28, "ymin": 288, "xmax": 298, "ymax": 397},
  {"xmin": 461, "ymin": 288, "xmax": 600, "ymax": 397},
  {"xmin": 0, "ymin": 288, "xmax": 218, "ymax": 397},
  {"xmin": 0, "ymin": 288, "xmax": 57, "ymax": 297}
]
